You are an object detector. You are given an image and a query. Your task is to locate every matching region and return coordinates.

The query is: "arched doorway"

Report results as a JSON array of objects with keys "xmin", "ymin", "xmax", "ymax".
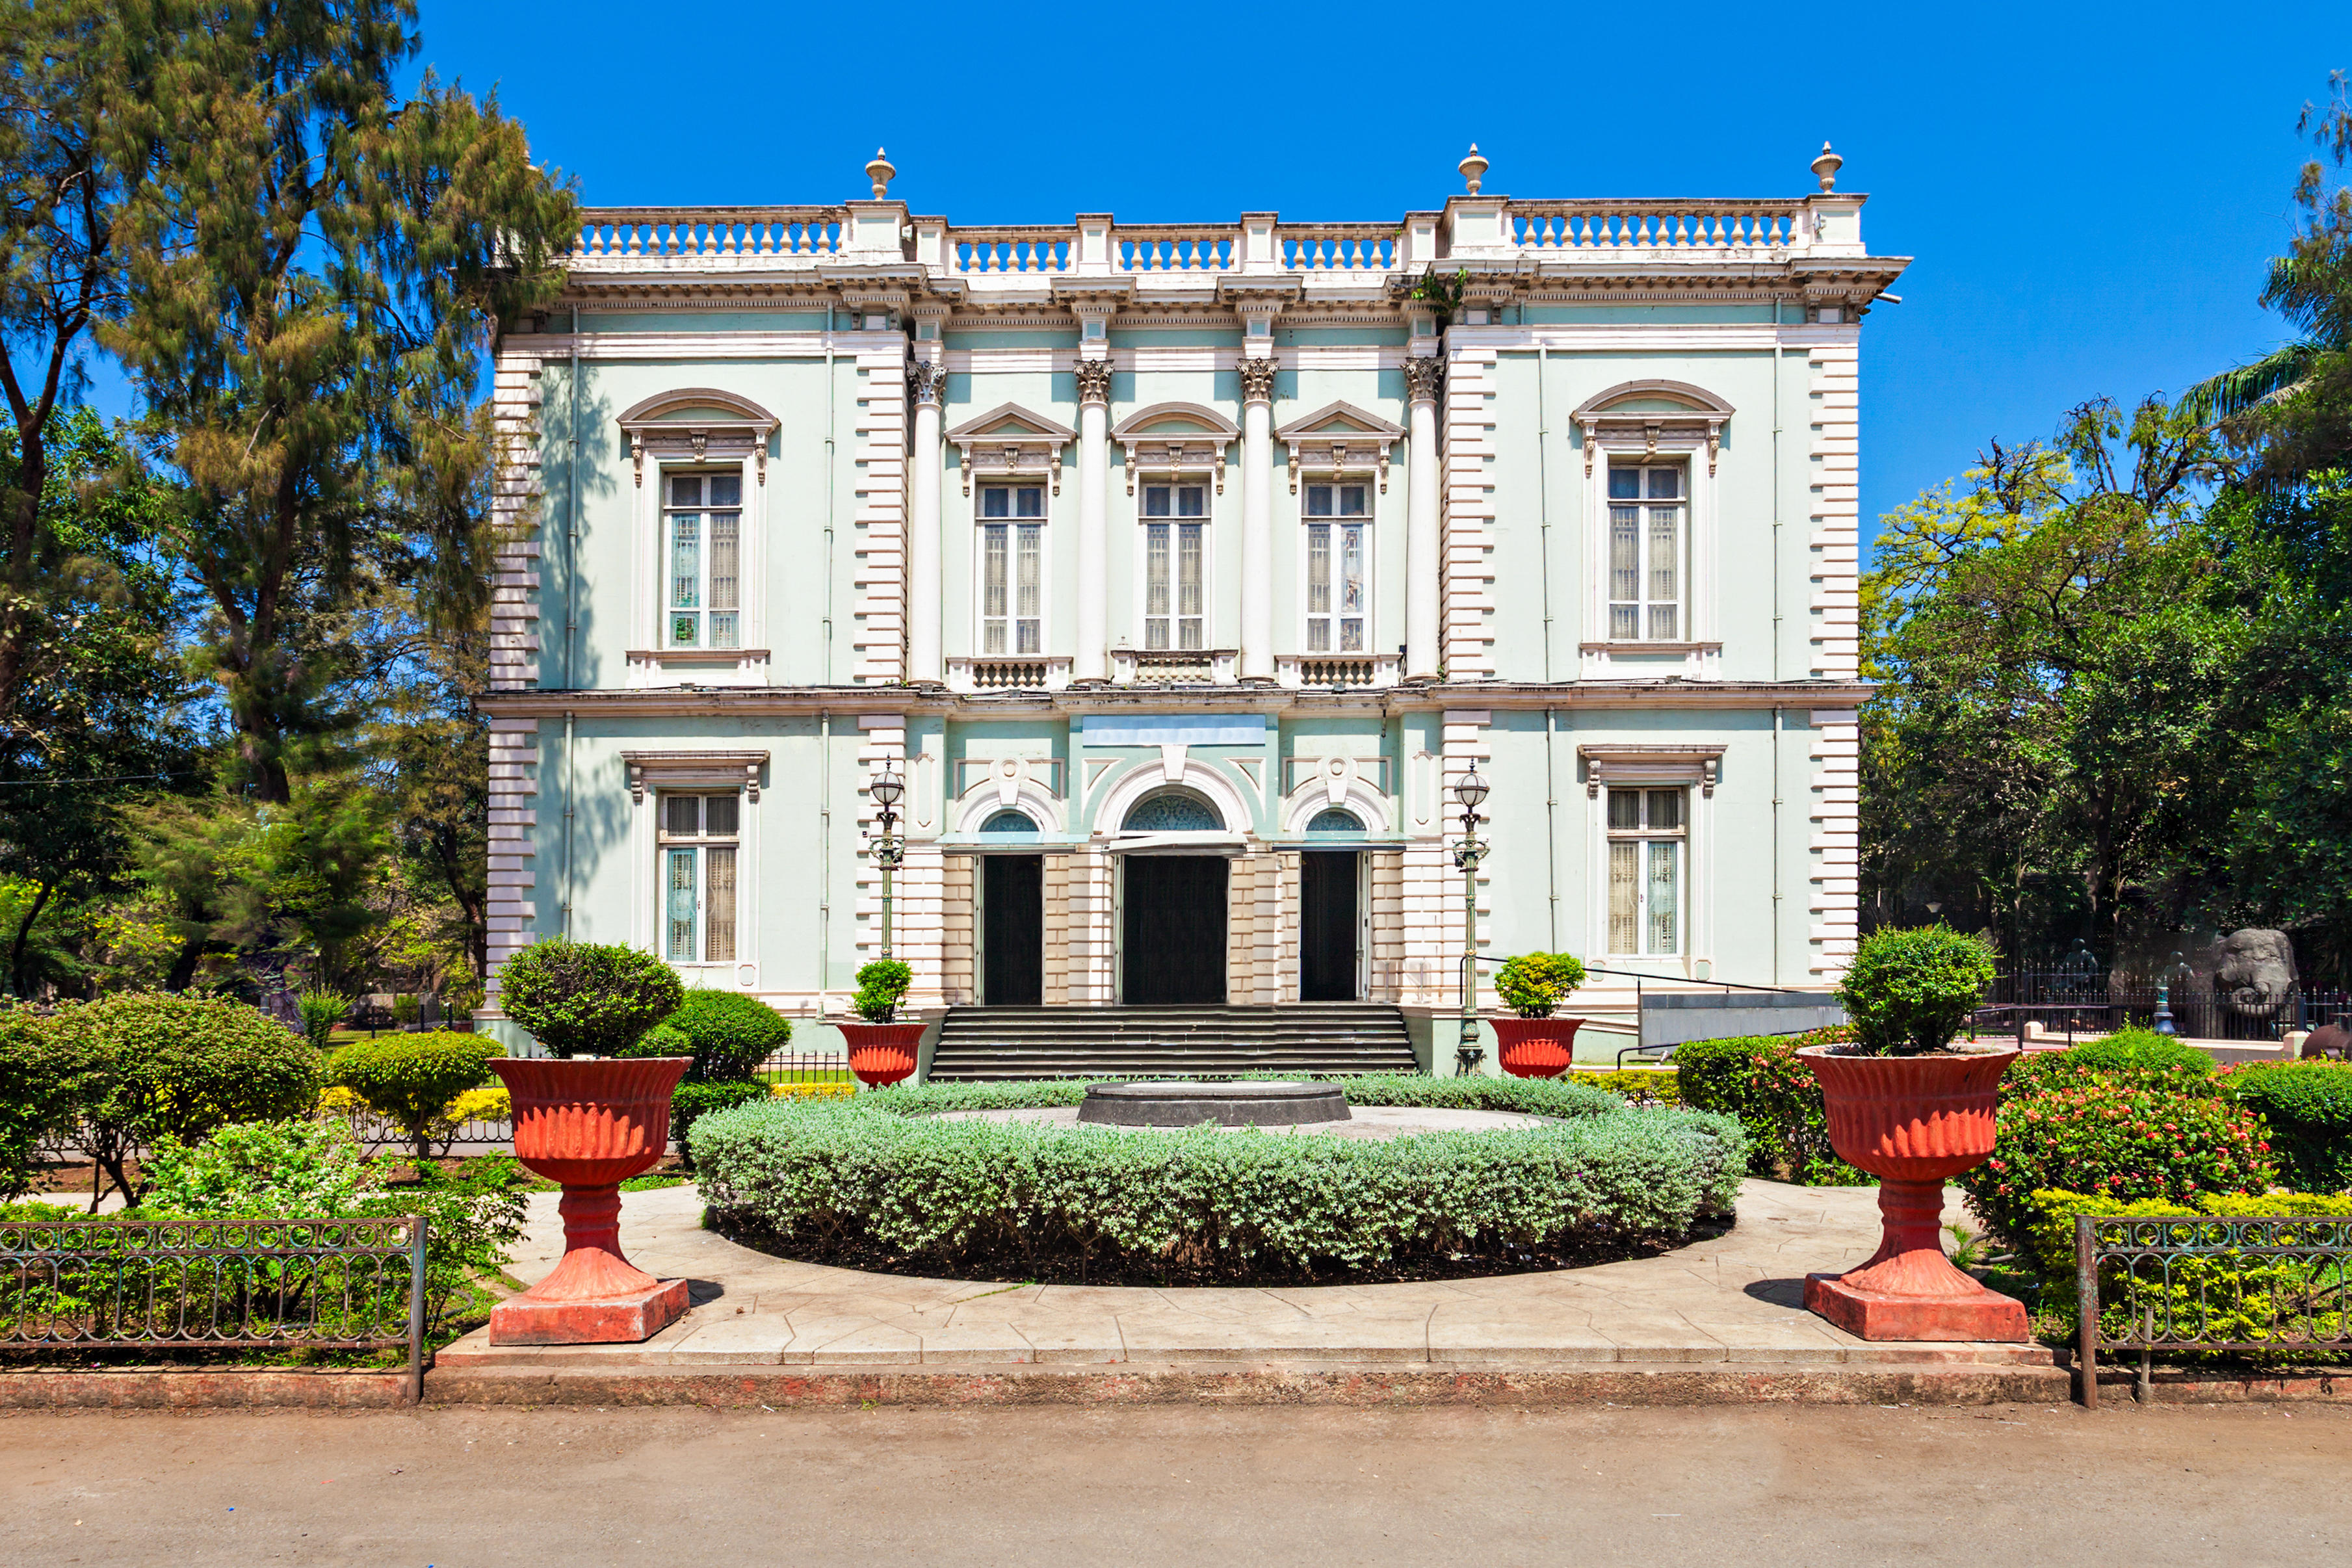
[
  {"xmin": 1301, "ymin": 807, "xmax": 1366, "ymax": 1001},
  {"xmin": 978, "ymin": 810, "xmax": 1043, "ymax": 1005},
  {"xmin": 1119, "ymin": 790, "xmax": 1228, "ymax": 1005}
]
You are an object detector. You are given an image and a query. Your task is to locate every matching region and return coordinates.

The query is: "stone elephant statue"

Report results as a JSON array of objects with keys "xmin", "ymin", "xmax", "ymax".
[{"xmin": 2213, "ymin": 928, "xmax": 2298, "ymax": 1019}]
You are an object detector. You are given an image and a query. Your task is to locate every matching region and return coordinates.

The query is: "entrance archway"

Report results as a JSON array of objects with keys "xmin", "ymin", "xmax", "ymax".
[{"xmin": 1119, "ymin": 790, "xmax": 1228, "ymax": 1004}]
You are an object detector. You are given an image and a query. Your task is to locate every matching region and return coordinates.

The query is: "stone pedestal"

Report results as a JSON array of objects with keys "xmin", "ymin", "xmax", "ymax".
[
  {"xmin": 489, "ymin": 1183, "xmax": 690, "ymax": 1346},
  {"xmin": 1803, "ymin": 1177, "xmax": 2028, "ymax": 1342}
]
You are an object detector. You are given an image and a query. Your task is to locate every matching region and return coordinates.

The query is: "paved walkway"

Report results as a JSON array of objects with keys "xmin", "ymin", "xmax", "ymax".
[{"xmin": 438, "ymin": 1179, "xmax": 2050, "ymax": 1370}]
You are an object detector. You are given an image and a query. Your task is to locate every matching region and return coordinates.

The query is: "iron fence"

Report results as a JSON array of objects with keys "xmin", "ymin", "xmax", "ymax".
[
  {"xmin": 2074, "ymin": 1214, "xmax": 2352, "ymax": 1407},
  {"xmin": 759, "ymin": 1049, "xmax": 852, "ymax": 1084},
  {"xmin": 1977, "ymin": 971, "xmax": 2352, "ymax": 1044},
  {"xmin": 0, "ymin": 1216, "xmax": 428, "ymax": 1401}
]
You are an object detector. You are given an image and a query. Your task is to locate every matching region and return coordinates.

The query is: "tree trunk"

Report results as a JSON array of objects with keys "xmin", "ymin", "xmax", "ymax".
[{"xmin": 8, "ymin": 879, "xmax": 51, "ymax": 996}]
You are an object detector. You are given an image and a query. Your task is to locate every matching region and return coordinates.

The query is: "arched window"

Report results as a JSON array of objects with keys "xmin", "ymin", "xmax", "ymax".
[
  {"xmin": 1121, "ymin": 791, "xmax": 1222, "ymax": 832},
  {"xmin": 980, "ymin": 809, "xmax": 1038, "ymax": 835},
  {"xmin": 1305, "ymin": 807, "xmax": 1365, "ymax": 837}
]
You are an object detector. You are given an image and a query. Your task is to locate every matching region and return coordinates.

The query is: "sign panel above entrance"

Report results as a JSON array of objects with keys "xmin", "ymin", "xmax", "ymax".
[{"xmin": 1080, "ymin": 714, "xmax": 1268, "ymax": 747}]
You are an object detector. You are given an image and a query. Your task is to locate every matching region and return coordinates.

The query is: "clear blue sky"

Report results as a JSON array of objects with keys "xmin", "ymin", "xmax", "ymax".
[{"xmin": 92, "ymin": 1, "xmax": 2352, "ymax": 547}]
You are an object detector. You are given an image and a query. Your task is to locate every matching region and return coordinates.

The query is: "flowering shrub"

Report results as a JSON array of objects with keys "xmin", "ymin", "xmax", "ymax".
[
  {"xmin": 1960, "ymin": 1072, "xmax": 2277, "ymax": 1249},
  {"xmin": 1673, "ymin": 1029, "xmax": 1866, "ymax": 1184}
]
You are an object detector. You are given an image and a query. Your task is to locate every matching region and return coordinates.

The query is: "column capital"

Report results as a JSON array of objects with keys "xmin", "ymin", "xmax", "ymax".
[
  {"xmin": 1236, "ymin": 356, "xmax": 1277, "ymax": 406},
  {"xmin": 1404, "ymin": 355, "xmax": 1444, "ymax": 405},
  {"xmin": 906, "ymin": 358, "xmax": 948, "ymax": 407},
  {"xmin": 1075, "ymin": 358, "xmax": 1114, "ymax": 407}
]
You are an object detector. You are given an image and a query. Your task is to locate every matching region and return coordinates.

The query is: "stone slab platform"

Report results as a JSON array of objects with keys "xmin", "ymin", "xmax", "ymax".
[{"xmin": 437, "ymin": 1179, "xmax": 2054, "ymax": 1380}]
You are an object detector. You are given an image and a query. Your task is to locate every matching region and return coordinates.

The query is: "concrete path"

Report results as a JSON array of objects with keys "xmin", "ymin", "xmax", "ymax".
[{"xmin": 439, "ymin": 1178, "xmax": 2049, "ymax": 1370}]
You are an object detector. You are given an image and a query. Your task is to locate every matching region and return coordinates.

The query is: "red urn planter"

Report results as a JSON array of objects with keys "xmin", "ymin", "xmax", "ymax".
[
  {"xmin": 487, "ymin": 1056, "xmax": 692, "ymax": 1346},
  {"xmin": 1797, "ymin": 1045, "xmax": 2030, "ymax": 1342},
  {"xmin": 839, "ymin": 1021, "xmax": 924, "ymax": 1087},
  {"xmin": 1491, "ymin": 1017, "xmax": 1583, "ymax": 1078}
]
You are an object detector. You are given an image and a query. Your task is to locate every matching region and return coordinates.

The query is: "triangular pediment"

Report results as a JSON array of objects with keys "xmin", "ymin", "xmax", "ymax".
[
  {"xmin": 947, "ymin": 402, "xmax": 1077, "ymax": 443},
  {"xmin": 1274, "ymin": 400, "xmax": 1405, "ymax": 443}
]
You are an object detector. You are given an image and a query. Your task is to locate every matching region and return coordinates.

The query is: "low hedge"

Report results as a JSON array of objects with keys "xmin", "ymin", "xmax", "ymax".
[
  {"xmin": 2004, "ymin": 1031, "xmax": 2217, "ymax": 1099},
  {"xmin": 2222, "ymin": 1063, "xmax": 2352, "ymax": 1192},
  {"xmin": 688, "ymin": 1078, "xmax": 1745, "ymax": 1285},
  {"xmin": 2020, "ymin": 1188, "xmax": 2352, "ymax": 1363}
]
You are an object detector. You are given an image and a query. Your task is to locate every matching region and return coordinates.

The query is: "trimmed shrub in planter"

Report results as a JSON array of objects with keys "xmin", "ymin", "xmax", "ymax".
[
  {"xmin": 2223, "ymin": 1062, "xmax": 2352, "ymax": 1192},
  {"xmin": 688, "ymin": 1079, "xmax": 1745, "ymax": 1285},
  {"xmin": 330, "ymin": 1031, "xmax": 503, "ymax": 1161},
  {"xmin": 1836, "ymin": 925, "xmax": 1998, "ymax": 1056},
  {"xmin": 498, "ymin": 939, "xmax": 683, "ymax": 1057},
  {"xmin": 620, "ymin": 989, "xmax": 790, "ymax": 1082},
  {"xmin": 1959, "ymin": 1071, "xmax": 2277, "ymax": 1250}
]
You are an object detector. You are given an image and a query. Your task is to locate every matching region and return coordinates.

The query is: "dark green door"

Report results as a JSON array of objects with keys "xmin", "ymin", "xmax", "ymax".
[
  {"xmin": 1122, "ymin": 856, "xmax": 1228, "ymax": 1004},
  {"xmin": 983, "ymin": 855, "xmax": 1043, "ymax": 1006},
  {"xmin": 1300, "ymin": 852, "xmax": 1359, "ymax": 1001}
]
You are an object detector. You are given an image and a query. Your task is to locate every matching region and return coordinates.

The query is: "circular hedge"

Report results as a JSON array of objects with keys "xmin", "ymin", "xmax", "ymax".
[{"xmin": 689, "ymin": 1077, "xmax": 1748, "ymax": 1286}]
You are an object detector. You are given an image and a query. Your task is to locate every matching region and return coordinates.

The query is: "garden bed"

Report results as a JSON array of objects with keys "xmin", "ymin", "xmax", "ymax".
[{"xmin": 690, "ymin": 1077, "xmax": 1747, "ymax": 1287}]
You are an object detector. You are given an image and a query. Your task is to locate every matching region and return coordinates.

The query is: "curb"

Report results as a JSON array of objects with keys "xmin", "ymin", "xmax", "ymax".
[
  {"xmin": 423, "ymin": 1359, "xmax": 2079, "ymax": 1408},
  {"xmin": 0, "ymin": 1370, "xmax": 415, "ymax": 1409}
]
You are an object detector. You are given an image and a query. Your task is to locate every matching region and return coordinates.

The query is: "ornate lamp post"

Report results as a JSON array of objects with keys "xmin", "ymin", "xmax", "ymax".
[
  {"xmin": 1451, "ymin": 766, "xmax": 1489, "ymax": 1076},
  {"xmin": 869, "ymin": 763, "xmax": 906, "ymax": 960}
]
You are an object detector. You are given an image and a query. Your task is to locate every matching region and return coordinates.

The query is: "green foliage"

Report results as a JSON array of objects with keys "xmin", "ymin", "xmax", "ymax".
[
  {"xmin": 138, "ymin": 1118, "xmax": 527, "ymax": 1336},
  {"xmin": 140, "ymin": 1118, "xmax": 373, "ymax": 1219},
  {"xmin": 2004, "ymin": 1031, "xmax": 2218, "ymax": 1099},
  {"xmin": 0, "ymin": 1007, "xmax": 79, "ymax": 1202},
  {"xmin": 669, "ymin": 1080, "xmax": 768, "ymax": 1169},
  {"xmin": 297, "ymin": 989, "xmax": 351, "ymax": 1050},
  {"xmin": 1672, "ymin": 1032, "xmax": 1867, "ymax": 1184},
  {"xmin": 1838, "ymin": 926, "xmax": 1998, "ymax": 1055},
  {"xmin": 852, "ymin": 958, "xmax": 912, "ymax": 1023},
  {"xmin": 1405, "ymin": 267, "xmax": 1469, "ymax": 321},
  {"xmin": 2019, "ymin": 1190, "xmax": 2352, "ymax": 1361},
  {"xmin": 497, "ymin": 940, "xmax": 683, "ymax": 1058},
  {"xmin": 688, "ymin": 1083, "xmax": 1746, "ymax": 1283},
  {"xmin": 2223, "ymin": 1062, "xmax": 2352, "ymax": 1191},
  {"xmin": 843, "ymin": 1073, "xmax": 1639, "ymax": 1123},
  {"xmin": 42, "ymin": 993, "xmax": 324, "ymax": 1204},
  {"xmin": 1565, "ymin": 1068, "xmax": 1680, "ymax": 1106},
  {"xmin": 1959, "ymin": 1071, "xmax": 2277, "ymax": 1250},
  {"xmin": 620, "ymin": 989, "xmax": 789, "ymax": 1083},
  {"xmin": 329, "ymin": 1030, "xmax": 502, "ymax": 1162},
  {"xmin": 1494, "ymin": 952, "xmax": 1587, "ymax": 1019}
]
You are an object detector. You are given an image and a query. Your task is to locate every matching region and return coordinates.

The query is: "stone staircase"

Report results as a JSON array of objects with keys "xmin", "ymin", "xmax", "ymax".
[{"xmin": 925, "ymin": 1003, "xmax": 1420, "ymax": 1082}]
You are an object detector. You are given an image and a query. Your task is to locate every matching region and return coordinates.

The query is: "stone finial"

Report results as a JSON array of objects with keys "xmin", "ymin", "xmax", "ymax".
[
  {"xmin": 1458, "ymin": 144, "xmax": 1488, "ymax": 196},
  {"xmin": 865, "ymin": 147, "xmax": 896, "ymax": 200},
  {"xmin": 1811, "ymin": 140, "xmax": 1843, "ymax": 193}
]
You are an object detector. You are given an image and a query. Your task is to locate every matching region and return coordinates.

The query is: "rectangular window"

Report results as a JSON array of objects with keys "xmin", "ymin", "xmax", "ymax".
[
  {"xmin": 1606, "ymin": 464, "xmax": 1684, "ymax": 642},
  {"xmin": 1303, "ymin": 482, "xmax": 1368, "ymax": 653},
  {"xmin": 979, "ymin": 484, "xmax": 1045, "ymax": 656},
  {"xmin": 1606, "ymin": 786, "xmax": 1684, "ymax": 956},
  {"xmin": 665, "ymin": 473, "xmax": 743, "ymax": 649},
  {"xmin": 657, "ymin": 792, "xmax": 739, "ymax": 963},
  {"xmin": 1142, "ymin": 482, "xmax": 1205, "ymax": 651}
]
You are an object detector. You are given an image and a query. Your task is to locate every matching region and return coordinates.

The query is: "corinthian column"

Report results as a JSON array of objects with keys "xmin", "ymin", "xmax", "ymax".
[
  {"xmin": 907, "ymin": 358, "xmax": 947, "ymax": 684},
  {"xmin": 1073, "ymin": 356, "xmax": 1114, "ymax": 682},
  {"xmin": 1404, "ymin": 354, "xmax": 1443, "ymax": 681},
  {"xmin": 1237, "ymin": 354, "xmax": 1277, "ymax": 681}
]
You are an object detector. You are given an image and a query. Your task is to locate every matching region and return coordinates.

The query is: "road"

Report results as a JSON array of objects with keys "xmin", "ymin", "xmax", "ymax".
[{"xmin": 3, "ymin": 1401, "xmax": 2342, "ymax": 1565}]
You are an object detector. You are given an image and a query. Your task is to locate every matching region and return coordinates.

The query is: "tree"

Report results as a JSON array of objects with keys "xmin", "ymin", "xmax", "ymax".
[
  {"xmin": 1859, "ymin": 399, "xmax": 2240, "ymax": 962},
  {"xmin": 98, "ymin": 0, "xmax": 575, "ymax": 803},
  {"xmin": 2182, "ymin": 73, "xmax": 2352, "ymax": 484},
  {"xmin": 0, "ymin": 1, "xmax": 132, "ymax": 735}
]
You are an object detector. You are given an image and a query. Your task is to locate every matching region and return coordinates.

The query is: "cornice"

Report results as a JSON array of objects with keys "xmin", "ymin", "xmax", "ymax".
[{"xmin": 477, "ymin": 678, "xmax": 1877, "ymax": 721}]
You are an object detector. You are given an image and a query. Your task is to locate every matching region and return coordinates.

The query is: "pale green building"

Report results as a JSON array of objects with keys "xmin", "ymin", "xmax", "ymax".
[{"xmin": 478, "ymin": 145, "xmax": 1904, "ymax": 1073}]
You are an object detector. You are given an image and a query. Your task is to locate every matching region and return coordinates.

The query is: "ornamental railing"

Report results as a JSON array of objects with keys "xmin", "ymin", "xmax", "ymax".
[
  {"xmin": 569, "ymin": 207, "xmax": 844, "ymax": 261},
  {"xmin": 1508, "ymin": 200, "xmax": 1809, "ymax": 256},
  {"xmin": 2074, "ymin": 1214, "xmax": 2352, "ymax": 1408},
  {"xmin": 0, "ymin": 1216, "xmax": 428, "ymax": 1402}
]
